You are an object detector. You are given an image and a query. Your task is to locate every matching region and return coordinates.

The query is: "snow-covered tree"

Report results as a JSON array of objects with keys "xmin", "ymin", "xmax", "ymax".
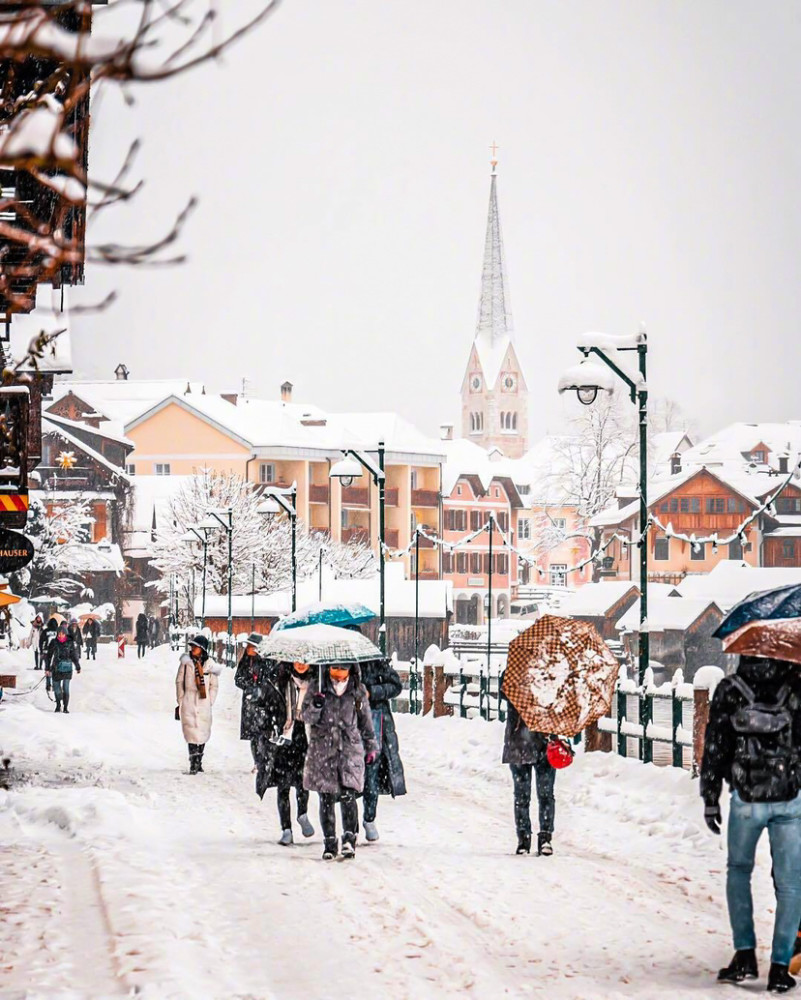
[
  {"xmin": 149, "ymin": 470, "xmax": 376, "ymax": 617},
  {"xmin": 11, "ymin": 495, "xmax": 93, "ymax": 598}
]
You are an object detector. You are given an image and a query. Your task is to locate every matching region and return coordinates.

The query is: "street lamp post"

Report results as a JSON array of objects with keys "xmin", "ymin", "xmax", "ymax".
[
  {"xmin": 330, "ymin": 441, "xmax": 387, "ymax": 653},
  {"xmin": 558, "ymin": 327, "xmax": 651, "ymax": 762},
  {"xmin": 182, "ymin": 522, "xmax": 216, "ymax": 627},
  {"xmin": 258, "ymin": 484, "xmax": 298, "ymax": 614},
  {"xmin": 207, "ymin": 508, "xmax": 234, "ymax": 667}
]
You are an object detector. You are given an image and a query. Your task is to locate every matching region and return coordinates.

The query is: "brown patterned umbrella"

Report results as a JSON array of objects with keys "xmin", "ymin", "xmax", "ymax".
[
  {"xmin": 722, "ymin": 618, "xmax": 801, "ymax": 666},
  {"xmin": 502, "ymin": 615, "xmax": 620, "ymax": 737}
]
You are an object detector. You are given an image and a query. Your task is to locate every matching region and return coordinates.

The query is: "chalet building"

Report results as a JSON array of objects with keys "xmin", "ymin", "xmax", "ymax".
[
  {"xmin": 592, "ymin": 465, "xmax": 801, "ymax": 583},
  {"xmin": 460, "ymin": 164, "xmax": 529, "ymax": 460}
]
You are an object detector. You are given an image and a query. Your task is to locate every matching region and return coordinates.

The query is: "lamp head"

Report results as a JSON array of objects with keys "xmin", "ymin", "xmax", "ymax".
[
  {"xmin": 329, "ymin": 456, "xmax": 364, "ymax": 488},
  {"xmin": 257, "ymin": 498, "xmax": 282, "ymax": 515},
  {"xmin": 557, "ymin": 357, "xmax": 615, "ymax": 406}
]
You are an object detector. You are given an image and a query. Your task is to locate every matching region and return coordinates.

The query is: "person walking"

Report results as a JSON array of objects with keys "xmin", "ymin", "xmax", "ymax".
[
  {"xmin": 45, "ymin": 623, "xmax": 81, "ymax": 713},
  {"xmin": 135, "ymin": 612, "xmax": 149, "ymax": 659},
  {"xmin": 31, "ymin": 614, "xmax": 43, "ymax": 669},
  {"xmin": 149, "ymin": 616, "xmax": 161, "ymax": 650},
  {"xmin": 359, "ymin": 657, "xmax": 406, "ymax": 842},
  {"xmin": 40, "ymin": 616, "xmax": 59, "ymax": 691},
  {"xmin": 67, "ymin": 618, "xmax": 83, "ymax": 662},
  {"xmin": 235, "ymin": 633, "xmax": 269, "ymax": 765},
  {"xmin": 701, "ymin": 654, "xmax": 801, "ymax": 994},
  {"xmin": 302, "ymin": 662, "xmax": 377, "ymax": 861},
  {"xmin": 175, "ymin": 635, "xmax": 222, "ymax": 774},
  {"xmin": 502, "ymin": 699, "xmax": 556, "ymax": 857},
  {"xmin": 83, "ymin": 617, "xmax": 99, "ymax": 661}
]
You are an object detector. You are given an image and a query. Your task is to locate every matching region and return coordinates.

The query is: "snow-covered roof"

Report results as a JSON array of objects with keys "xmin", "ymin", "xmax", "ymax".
[
  {"xmin": 8, "ymin": 286, "xmax": 72, "ymax": 374},
  {"xmin": 474, "ymin": 332, "xmax": 513, "ymax": 389},
  {"xmin": 41, "ymin": 417, "xmax": 131, "ymax": 483},
  {"xmin": 616, "ymin": 597, "xmax": 722, "ymax": 633},
  {"xmin": 197, "ymin": 564, "xmax": 452, "ymax": 619},
  {"xmin": 44, "ymin": 411, "xmax": 134, "ymax": 449},
  {"xmin": 51, "ymin": 379, "xmax": 206, "ymax": 427},
  {"xmin": 685, "ymin": 422, "xmax": 801, "ymax": 468},
  {"xmin": 558, "ymin": 582, "xmax": 638, "ymax": 617},
  {"xmin": 675, "ymin": 560, "xmax": 801, "ymax": 610},
  {"xmin": 58, "ymin": 541, "xmax": 125, "ymax": 575}
]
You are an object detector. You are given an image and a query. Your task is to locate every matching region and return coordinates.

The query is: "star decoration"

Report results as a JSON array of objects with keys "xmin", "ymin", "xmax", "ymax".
[{"xmin": 57, "ymin": 450, "xmax": 77, "ymax": 470}]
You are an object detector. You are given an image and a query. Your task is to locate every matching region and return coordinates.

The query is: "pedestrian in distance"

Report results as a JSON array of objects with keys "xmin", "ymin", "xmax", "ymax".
[
  {"xmin": 249, "ymin": 655, "xmax": 316, "ymax": 846},
  {"xmin": 302, "ymin": 662, "xmax": 378, "ymax": 861},
  {"xmin": 82, "ymin": 617, "xmax": 99, "ymax": 660},
  {"xmin": 45, "ymin": 623, "xmax": 81, "ymax": 713},
  {"xmin": 135, "ymin": 612, "xmax": 149, "ymax": 659},
  {"xmin": 149, "ymin": 616, "xmax": 161, "ymax": 650},
  {"xmin": 359, "ymin": 657, "xmax": 406, "ymax": 842},
  {"xmin": 31, "ymin": 614, "xmax": 43, "ymax": 669},
  {"xmin": 234, "ymin": 633, "xmax": 268, "ymax": 766},
  {"xmin": 40, "ymin": 616, "xmax": 59, "ymax": 691},
  {"xmin": 701, "ymin": 654, "xmax": 801, "ymax": 994},
  {"xmin": 67, "ymin": 618, "xmax": 83, "ymax": 662},
  {"xmin": 502, "ymin": 699, "xmax": 558, "ymax": 857},
  {"xmin": 175, "ymin": 635, "xmax": 222, "ymax": 775}
]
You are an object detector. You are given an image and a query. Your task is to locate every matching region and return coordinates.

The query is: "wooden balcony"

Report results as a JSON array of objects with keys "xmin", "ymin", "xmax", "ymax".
[
  {"xmin": 308, "ymin": 484, "xmax": 329, "ymax": 504},
  {"xmin": 341, "ymin": 486, "xmax": 370, "ymax": 508},
  {"xmin": 412, "ymin": 488, "xmax": 439, "ymax": 508},
  {"xmin": 385, "ymin": 529, "xmax": 399, "ymax": 548},
  {"xmin": 342, "ymin": 526, "xmax": 370, "ymax": 545},
  {"xmin": 417, "ymin": 534, "xmax": 435, "ymax": 549},
  {"xmin": 417, "ymin": 570, "xmax": 440, "ymax": 581},
  {"xmin": 385, "ymin": 487, "xmax": 399, "ymax": 507}
]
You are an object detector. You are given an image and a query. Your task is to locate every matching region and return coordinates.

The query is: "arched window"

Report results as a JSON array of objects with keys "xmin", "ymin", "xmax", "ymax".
[
  {"xmin": 512, "ymin": 412, "xmax": 517, "ymax": 431},
  {"xmin": 470, "ymin": 412, "xmax": 483, "ymax": 433}
]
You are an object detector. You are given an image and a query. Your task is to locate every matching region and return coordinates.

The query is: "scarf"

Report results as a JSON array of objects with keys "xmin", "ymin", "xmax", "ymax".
[
  {"xmin": 192, "ymin": 655, "xmax": 207, "ymax": 699},
  {"xmin": 282, "ymin": 675, "xmax": 310, "ymax": 738}
]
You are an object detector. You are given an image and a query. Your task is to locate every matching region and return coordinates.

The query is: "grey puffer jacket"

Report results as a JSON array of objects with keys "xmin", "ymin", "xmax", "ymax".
[{"xmin": 302, "ymin": 669, "xmax": 378, "ymax": 795}]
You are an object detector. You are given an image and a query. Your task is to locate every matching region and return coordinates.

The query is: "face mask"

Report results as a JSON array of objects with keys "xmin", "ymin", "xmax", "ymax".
[
  {"xmin": 329, "ymin": 667, "xmax": 350, "ymax": 684},
  {"xmin": 57, "ymin": 633, "xmax": 67, "ymax": 643}
]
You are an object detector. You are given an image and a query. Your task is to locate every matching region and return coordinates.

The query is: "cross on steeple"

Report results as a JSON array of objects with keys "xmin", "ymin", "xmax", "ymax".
[{"xmin": 489, "ymin": 140, "xmax": 499, "ymax": 174}]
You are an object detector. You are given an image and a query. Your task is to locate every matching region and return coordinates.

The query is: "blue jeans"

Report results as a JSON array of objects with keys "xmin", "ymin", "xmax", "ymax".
[
  {"xmin": 52, "ymin": 676, "xmax": 71, "ymax": 703},
  {"xmin": 727, "ymin": 790, "xmax": 801, "ymax": 965}
]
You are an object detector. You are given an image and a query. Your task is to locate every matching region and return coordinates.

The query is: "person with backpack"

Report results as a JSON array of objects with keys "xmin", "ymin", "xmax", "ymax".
[
  {"xmin": 701, "ymin": 654, "xmax": 801, "ymax": 994},
  {"xmin": 45, "ymin": 623, "xmax": 81, "ymax": 713},
  {"xmin": 302, "ymin": 662, "xmax": 377, "ymax": 861}
]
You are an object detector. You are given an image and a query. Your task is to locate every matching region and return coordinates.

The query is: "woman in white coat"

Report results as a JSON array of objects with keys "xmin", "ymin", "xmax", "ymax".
[{"xmin": 175, "ymin": 635, "xmax": 222, "ymax": 774}]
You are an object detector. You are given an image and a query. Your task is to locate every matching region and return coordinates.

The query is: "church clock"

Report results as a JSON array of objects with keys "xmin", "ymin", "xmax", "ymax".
[
  {"xmin": 501, "ymin": 372, "xmax": 517, "ymax": 393},
  {"xmin": 470, "ymin": 374, "xmax": 483, "ymax": 393}
]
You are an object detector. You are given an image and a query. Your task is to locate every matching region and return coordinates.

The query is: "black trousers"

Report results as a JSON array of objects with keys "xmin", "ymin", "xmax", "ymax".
[
  {"xmin": 137, "ymin": 641, "xmax": 147, "ymax": 658},
  {"xmin": 277, "ymin": 786, "xmax": 310, "ymax": 830},
  {"xmin": 510, "ymin": 761, "xmax": 555, "ymax": 836},
  {"xmin": 319, "ymin": 791, "xmax": 358, "ymax": 844},
  {"xmin": 363, "ymin": 759, "xmax": 380, "ymax": 823}
]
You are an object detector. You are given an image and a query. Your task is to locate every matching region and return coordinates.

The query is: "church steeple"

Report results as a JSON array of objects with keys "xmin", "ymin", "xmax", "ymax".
[
  {"xmin": 476, "ymin": 167, "xmax": 513, "ymax": 346},
  {"xmin": 460, "ymin": 154, "xmax": 530, "ymax": 460}
]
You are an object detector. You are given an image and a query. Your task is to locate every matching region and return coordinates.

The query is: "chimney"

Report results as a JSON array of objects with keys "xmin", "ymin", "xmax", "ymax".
[
  {"xmin": 114, "ymin": 363, "xmax": 129, "ymax": 381},
  {"xmin": 440, "ymin": 423, "xmax": 454, "ymax": 441},
  {"xmin": 281, "ymin": 381, "xmax": 293, "ymax": 403},
  {"xmin": 670, "ymin": 452, "xmax": 682, "ymax": 475},
  {"xmin": 221, "ymin": 393, "xmax": 238, "ymax": 406},
  {"xmin": 779, "ymin": 453, "xmax": 789, "ymax": 475}
]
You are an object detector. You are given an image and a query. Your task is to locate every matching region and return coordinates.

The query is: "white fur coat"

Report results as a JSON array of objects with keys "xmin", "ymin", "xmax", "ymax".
[{"xmin": 176, "ymin": 654, "xmax": 222, "ymax": 744}]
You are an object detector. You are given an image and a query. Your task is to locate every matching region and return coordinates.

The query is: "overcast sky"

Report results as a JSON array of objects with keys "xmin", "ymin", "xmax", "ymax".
[{"xmin": 72, "ymin": 0, "xmax": 801, "ymax": 441}]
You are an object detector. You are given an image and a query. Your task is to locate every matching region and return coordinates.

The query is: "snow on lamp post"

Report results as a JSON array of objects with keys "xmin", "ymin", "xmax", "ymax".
[
  {"xmin": 558, "ymin": 326, "xmax": 652, "ymax": 763},
  {"xmin": 258, "ymin": 483, "xmax": 298, "ymax": 615},
  {"xmin": 330, "ymin": 442, "xmax": 386, "ymax": 653}
]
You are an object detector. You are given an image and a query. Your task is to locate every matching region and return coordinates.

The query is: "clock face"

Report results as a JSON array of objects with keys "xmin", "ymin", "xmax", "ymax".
[
  {"xmin": 502, "ymin": 373, "xmax": 517, "ymax": 393},
  {"xmin": 470, "ymin": 374, "xmax": 483, "ymax": 392}
]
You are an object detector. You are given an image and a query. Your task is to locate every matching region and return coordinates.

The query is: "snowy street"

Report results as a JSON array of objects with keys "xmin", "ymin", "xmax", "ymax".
[{"xmin": 0, "ymin": 644, "xmax": 779, "ymax": 1000}]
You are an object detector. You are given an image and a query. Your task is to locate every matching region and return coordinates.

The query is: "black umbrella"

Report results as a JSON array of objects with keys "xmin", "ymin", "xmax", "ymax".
[{"xmin": 713, "ymin": 583, "xmax": 801, "ymax": 640}]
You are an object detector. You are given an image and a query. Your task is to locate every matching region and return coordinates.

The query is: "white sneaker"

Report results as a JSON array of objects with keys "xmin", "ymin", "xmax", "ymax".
[
  {"xmin": 278, "ymin": 829, "xmax": 293, "ymax": 846},
  {"xmin": 298, "ymin": 813, "xmax": 315, "ymax": 838},
  {"xmin": 363, "ymin": 821, "xmax": 379, "ymax": 842}
]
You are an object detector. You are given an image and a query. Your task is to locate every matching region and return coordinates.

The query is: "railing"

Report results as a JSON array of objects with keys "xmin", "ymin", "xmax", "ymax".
[
  {"xmin": 342, "ymin": 526, "xmax": 369, "ymax": 545},
  {"xmin": 341, "ymin": 487, "xmax": 369, "ymax": 508},
  {"xmin": 385, "ymin": 529, "xmax": 399, "ymax": 548},
  {"xmin": 308, "ymin": 484, "xmax": 329, "ymax": 504},
  {"xmin": 385, "ymin": 488, "xmax": 399, "ymax": 507},
  {"xmin": 411, "ymin": 488, "xmax": 439, "ymax": 508}
]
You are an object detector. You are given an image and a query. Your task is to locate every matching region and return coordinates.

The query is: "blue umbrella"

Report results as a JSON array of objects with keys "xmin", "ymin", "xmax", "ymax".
[
  {"xmin": 713, "ymin": 583, "xmax": 801, "ymax": 640},
  {"xmin": 272, "ymin": 600, "xmax": 377, "ymax": 633}
]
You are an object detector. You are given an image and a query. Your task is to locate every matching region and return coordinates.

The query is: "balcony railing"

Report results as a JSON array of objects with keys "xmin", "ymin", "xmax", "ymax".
[
  {"xmin": 342, "ymin": 526, "xmax": 370, "ymax": 545},
  {"xmin": 385, "ymin": 487, "xmax": 399, "ymax": 507},
  {"xmin": 412, "ymin": 488, "xmax": 439, "ymax": 508},
  {"xmin": 38, "ymin": 467, "xmax": 107, "ymax": 491},
  {"xmin": 309, "ymin": 484, "xmax": 329, "ymax": 504},
  {"xmin": 417, "ymin": 570, "xmax": 440, "ymax": 580},
  {"xmin": 385, "ymin": 529, "xmax": 399, "ymax": 548},
  {"xmin": 341, "ymin": 487, "xmax": 370, "ymax": 508},
  {"xmin": 418, "ymin": 534, "xmax": 435, "ymax": 549}
]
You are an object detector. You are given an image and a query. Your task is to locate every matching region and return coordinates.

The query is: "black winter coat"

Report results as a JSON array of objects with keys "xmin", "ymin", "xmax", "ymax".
[
  {"xmin": 360, "ymin": 659, "xmax": 407, "ymax": 797},
  {"xmin": 46, "ymin": 636, "xmax": 81, "ymax": 677},
  {"xmin": 502, "ymin": 701, "xmax": 549, "ymax": 765},
  {"xmin": 250, "ymin": 662, "xmax": 310, "ymax": 796},
  {"xmin": 234, "ymin": 650, "xmax": 272, "ymax": 740},
  {"xmin": 135, "ymin": 614, "xmax": 149, "ymax": 642},
  {"xmin": 700, "ymin": 656, "xmax": 801, "ymax": 807}
]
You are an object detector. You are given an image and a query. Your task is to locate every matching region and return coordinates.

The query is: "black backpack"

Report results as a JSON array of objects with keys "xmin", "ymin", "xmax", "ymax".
[{"xmin": 729, "ymin": 676, "xmax": 800, "ymax": 803}]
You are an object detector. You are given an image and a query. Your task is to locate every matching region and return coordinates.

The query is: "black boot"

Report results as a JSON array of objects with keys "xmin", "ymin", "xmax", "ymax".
[
  {"xmin": 516, "ymin": 833, "xmax": 531, "ymax": 855},
  {"xmin": 341, "ymin": 832, "xmax": 356, "ymax": 860},
  {"xmin": 188, "ymin": 744, "xmax": 199, "ymax": 774},
  {"xmin": 322, "ymin": 838, "xmax": 338, "ymax": 861},
  {"xmin": 717, "ymin": 949, "xmax": 758, "ymax": 984},
  {"xmin": 54, "ymin": 701, "xmax": 61, "ymax": 713},
  {"xmin": 537, "ymin": 832, "xmax": 553, "ymax": 857},
  {"xmin": 768, "ymin": 964, "xmax": 797, "ymax": 994},
  {"xmin": 197, "ymin": 744, "xmax": 205, "ymax": 773},
  {"xmin": 63, "ymin": 693, "xmax": 69, "ymax": 714}
]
